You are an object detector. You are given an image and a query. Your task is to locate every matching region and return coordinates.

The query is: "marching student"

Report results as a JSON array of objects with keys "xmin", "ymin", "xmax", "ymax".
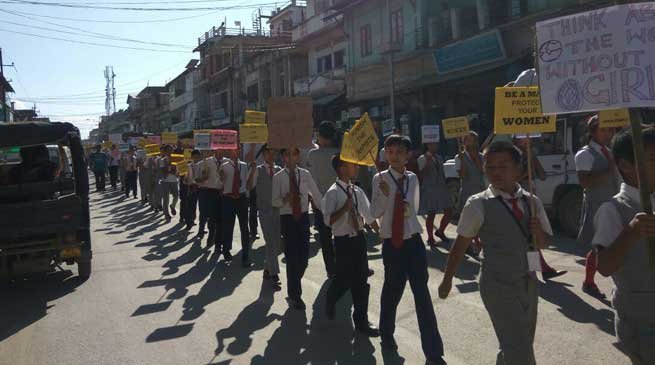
[
  {"xmin": 183, "ymin": 150, "xmax": 202, "ymax": 230},
  {"xmin": 88, "ymin": 145, "xmax": 108, "ymax": 192},
  {"xmin": 272, "ymin": 147, "xmax": 322, "ymax": 310},
  {"xmin": 137, "ymin": 148, "xmax": 149, "ymax": 204},
  {"xmin": 146, "ymin": 152, "xmax": 160, "ymax": 211},
  {"xmin": 159, "ymin": 145, "xmax": 179, "ymax": 221},
  {"xmin": 108, "ymin": 144, "xmax": 121, "ymax": 189},
  {"xmin": 243, "ymin": 143, "xmax": 264, "ymax": 240},
  {"xmin": 247, "ymin": 145, "xmax": 283, "ymax": 289},
  {"xmin": 195, "ymin": 150, "xmax": 223, "ymax": 247},
  {"xmin": 322, "ymin": 154, "xmax": 379, "ymax": 337},
  {"xmin": 306, "ymin": 121, "xmax": 340, "ymax": 279},
  {"xmin": 417, "ymin": 142, "xmax": 454, "ymax": 247},
  {"xmin": 371, "ymin": 135, "xmax": 446, "ymax": 365},
  {"xmin": 124, "ymin": 146, "xmax": 138, "ymax": 199},
  {"xmin": 575, "ymin": 115, "xmax": 620, "ymax": 297},
  {"xmin": 593, "ymin": 127, "xmax": 655, "ymax": 365},
  {"xmin": 219, "ymin": 147, "xmax": 252, "ymax": 266},
  {"xmin": 455, "ymin": 131, "xmax": 485, "ymax": 258},
  {"xmin": 514, "ymin": 136, "xmax": 567, "ymax": 281},
  {"xmin": 439, "ymin": 141, "xmax": 552, "ymax": 365}
]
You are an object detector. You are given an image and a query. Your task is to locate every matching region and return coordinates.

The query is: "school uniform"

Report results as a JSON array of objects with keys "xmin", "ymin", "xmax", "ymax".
[
  {"xmin": 183, "ymin": 161, "xmax": 200, "ymax": 227},
  {"xmin": 108, "ymin": 150, "xmax": 121, "ymax": 188},
  {"xmin": 151, "ymin": 156, "xmax": 163, "ymax": 210},
  {"xmin": 593, "ymin": 183, "xmax": 655, "ymax": 365},
  {"xmin": 272, "ymin": 167, "xmax": 322, "ymax": 302},
  {"xmin": 575, "ymin": 140, "xmax": 621, "ymax": 244},
  {"xmin": 159, "ymin": 155, "xmax": 179, "ymax": 218},
  {"xmin": 124, "ymin": 152, "xmax": 138, "ymax": 198},
  {"xmin": 371, "ymin": 168, "xmax": 445, "ymax": 363},
  {"xmin": 137, "ymin": 150, "xmax": 149, "ymax": 203},
  {"xmin": 197, "ymin": 156, "xmax": 222, "ymax": 245},
  {"xmin": 455, "ymin": 151, "xmax": 485, "ymax": 213},
  {"xmin": 306, "ymin": 145, "xmax": 340, "ymax": 278},
  {"xmin": 253, "ymin": 162, "xmax": 283, "ymax": 276},
  {"xmin": 243, "ymin": 143, "xmax": 264, "ymax": 238},
  {"xmin": 417, "ymin": 154, "xmax": 453, "ymax": 214},
  {"xmin": 220, "ymin": 159, "xmax": 251, "ymax": 262},
  {"xmin": 119, "ymin": 154, "xmax": 127, "ymax": 192},
  {"xmin": 457, "ymin": 184, "xmax": 553, "ymax": 365},
  {"xmin": 322, "ymin": 179, "xmax": 375, "ymax": 327}
]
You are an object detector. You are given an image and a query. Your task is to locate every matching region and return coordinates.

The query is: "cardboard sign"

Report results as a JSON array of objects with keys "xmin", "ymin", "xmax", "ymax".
[
  {"xmin": 422, "ymin": 125, "xmax": 441, "ymax": 143},
  {"xmin": 118, "ymin": 143, "xmax": 130, "ymax": 152},
  {"xmin": 174, "ymin": 161, "xmax": 188, "ymax": 176},
  {"xmin": 536, "ymin": 3, "xmax": 655, "ymax": 114},
  {"xmin": 599, "ymin": 108, "xmax": 630, "ymax": 128},
  {"xmin": 239, "ymin": 124, "xmax": 269, "ymax": 143},
  {"xmin": 145, "ymin": 144, "xmax": 160, "ymax": 156},
  {"xmin": 179, "ymin": 138, "xmax": 194, "ymax": 148},
  {"xmin": 494, "ymin": 87, "xmax": 557, "ymax": 135},
  {"xmin": 108, "ymin": 133, "xmax": 122, "ymax": 145},
  {"xmin": 267, "ymin": 97, "xmax": 314, "ymax": 149},
  {"xmin": 146, "ymin": 136, "xmax": 161, "ymax": 145},
  {"xmin": 137, "ymin": 138, "xmax": 147, "ymax": 148},
  {"xmin": 382, "ymin": 119, "xmax": 395, "ymax": 136},
  {"xmin": 210, "ymin": 130, "xmax": 238, "ymax": 150},
  {"xmin": 442, "ymin": 117, "xmax": 470, "ymax": 139},
  {"xmin": 162, "ymin": 132, "xmax": 178, "ymax": 145},
  {"xmin": 102, "ymin": 141, "xmax": 113, "ymax": 149},
  {"xmin": 340, "ymin": 113, "xmax": 379, "ymax": 167},
  {"xmin": 184, "ymin": 149, "xmax": 193, "ymax": 161},
  {"xmin": 194, "ymin": 131, "xmax": 211, "ymax": 150},
  {"xmin": 245, "ymin": 110, "xmax": 266, "ymax": 124},
  {"xmin": 170, "ymin": 154, "xmax": 185, "ymax": 164}
]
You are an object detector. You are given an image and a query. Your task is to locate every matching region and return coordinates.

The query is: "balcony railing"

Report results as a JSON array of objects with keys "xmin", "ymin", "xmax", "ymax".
[
  {"xmin": 198, "ymin": 27, "xmax": 271, "ymax": 47},
  {"xmin": 292, "ymin": 10, "xmax": 341, "ymax": 42}
]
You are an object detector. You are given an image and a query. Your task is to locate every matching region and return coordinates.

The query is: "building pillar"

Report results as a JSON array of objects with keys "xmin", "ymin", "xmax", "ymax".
[
  {"xmin": 476, "ymin": 0, "xmax": 489, "ymax": 30},
  {"xmin": 450, "ymin": 8, "xmax": 461, "ymax": 40}
]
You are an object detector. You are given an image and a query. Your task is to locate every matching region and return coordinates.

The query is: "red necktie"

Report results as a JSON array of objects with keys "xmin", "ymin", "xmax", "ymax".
[
  {"xmin": 508, "ymin": 198, "xmax": 523, "ymax": 221},
  {"xmin": 346, "ymin": 185, "xmax": 359, "ymax": 232},
  {"xmin": 231, "ymin": 162, "xmax": 240, "ymax": 197},
  {"xmin": 600, "ymin": 146, "xmax": 611, "ymax": 161},
  {"xmin": 290, "ymin": 169, "xmax": 302, "ymax": 221},
  {"xmin": 269, "ymin": 165, "xmax": 274, "ymax": 178},
  {"xmin": 391, "ymin": 176, "xmax": 405, "ymax": 249}
]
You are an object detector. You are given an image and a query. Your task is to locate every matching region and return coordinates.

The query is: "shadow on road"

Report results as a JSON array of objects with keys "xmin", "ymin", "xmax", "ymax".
[{"xmin": 0, "ymin": 270, "xmax": 86, "ymax": 342}]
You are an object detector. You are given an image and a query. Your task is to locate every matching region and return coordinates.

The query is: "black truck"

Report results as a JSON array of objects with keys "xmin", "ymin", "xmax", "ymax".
[{"xmin": 0, "ymin": 122, "xmax": 92, "ymax": 279}]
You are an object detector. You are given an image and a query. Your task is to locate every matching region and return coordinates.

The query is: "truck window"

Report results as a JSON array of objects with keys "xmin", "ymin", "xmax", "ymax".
[{"xmin": 532, "ymin": 119, "xmax": 567, "ymax": 156}]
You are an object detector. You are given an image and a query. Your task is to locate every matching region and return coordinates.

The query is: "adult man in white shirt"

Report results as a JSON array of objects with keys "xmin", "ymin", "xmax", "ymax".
[{"xmin": 272, "ymin": 147, "xmax": 322, "ymax": 310}]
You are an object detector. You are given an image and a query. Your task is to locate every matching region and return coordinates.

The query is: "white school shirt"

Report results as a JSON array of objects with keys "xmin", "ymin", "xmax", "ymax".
[
  {"xmin": 321, "ymin": 180, "xmax": 375, "ymax": 237},
  {"xmin": 592, "ymin": 183, "xmax": 655, "ymax": 249},
  {"xmin": 271, "ymin": 167, "xmax": 322, "ymax": 215},
  {"xmin": 575, "ymin": 140, "xmax": 611, "ymax": 172},
  {"xmin": 220, "ymin": 159, "xmax": 250, "ymax": 195},
  {"xmin": 248, "ymin": 162, "xmax": 278, "ymax": 188},
  {"xmin": 371, "ymin": 168, "xmax": 422, "ymax": 240},
  {"xmin": 159, "ymin": 156, "xmax": 178, "ymax": 183},
  {"xmin": 456, "ymin": 184, "xmax": 553, "ymax": 239},
  {"xmin": 198, "ymin": 156, "xmax": 221, "ymax": 189}
]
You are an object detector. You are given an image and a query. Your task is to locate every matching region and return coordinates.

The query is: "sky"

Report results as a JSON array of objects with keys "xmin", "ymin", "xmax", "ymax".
[{"xmin": 1, "ymin": 0, "xmax": 284, "ymax": 138}]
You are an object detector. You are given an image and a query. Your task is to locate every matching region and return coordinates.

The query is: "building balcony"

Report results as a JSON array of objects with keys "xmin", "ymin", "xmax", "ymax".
[
  {"xmin": 294, "ymin": 68, "xmax": 345, "ymax": 96},
  {"xmin": 169, "ymin": 92, "xmax": 194, "ymax": 111},
  {"xmin": 197, "ymin": 27, "xmax": 272, "ymax": 49},
  {"xmin": 292, "ymin": 10, "xmax": 342, "ymax": 43}
]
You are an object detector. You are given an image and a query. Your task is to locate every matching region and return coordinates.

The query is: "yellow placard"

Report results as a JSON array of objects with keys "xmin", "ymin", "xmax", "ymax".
[
  {"xmin": 494, "ymin": 87, "xmax": 556, "ymax": 135},
  {"xmin": 239, "ymin": 124, "xmax": 269, "ymax": 143},
  {"xmin": 340, "ymin": 113, "xmax": 379, "ymax": 167},
  {"xmin": 442, "ymin": 117, "xmax": 470, "ymax": 139},
  {"xmin": 245, "ymin": 110, "xmax": 266, "ymax": 124},
  {"xmin": 162, "ymin": 132, "xmax": 178, "ymax": 145},
  {"xmin": 184, "ymin": 149, "xmax": 193, "ymax": 161},
  {"xmin": 599, "ymin": 109, "xmax": 630, "ymax": 129},
  {"xmin": 102, "ymin": 141, "xmax": 113, "ymax": 149},
  {"xmin": 145, "ymin": 144, "xmax": 160, "ymax": 156},
  {"xmin": 137, "ymin": 138, "xmax": 147, "ymax": 148},
  {"xmin": 170, "ymin": 153, "xmax": 185, "ymax": 164},
  {"xmin": 173, "ymin": 161, "xmax": 188, "ymax": 176}
]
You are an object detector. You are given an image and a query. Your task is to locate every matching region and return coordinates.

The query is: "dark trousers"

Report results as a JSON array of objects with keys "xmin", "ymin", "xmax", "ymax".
[
  {"xmin": 380, "ymin": 235, "xmax": 444, "ymax": 362},
  {"xmin": 281, "ymin": 213, "xmax": 310, "ymax": 300},
  {"xmin": 125, "ymin": 171, "xmax": 138, "ymax": 198},
  {"xmin": 93, "ymin": 170, "xmax": 106, "ymax": 191},
  {"xmin": 248, "ymin": 187, "xmax": 258, "ymax": 236},
  {"xmin": 198, "ymin": 189, "xmax": 211, "ymax": 233},
  {"xmin": 327, "ymin": 232, "xmax": 370, "ymax": 325},
  {"xmin": 314, "ymin": 210, "xmax": 336, "ymax": 277},
  {"xmin": 221, "ymin": 194, "xmax": 250, "ymax": 259},
  {"xmin": 108, "ymin": 166, "xmax": 119, "ymax": 188},
  {"xmin": 179, "ymin": 182, "xmax": 188, "ymax": 222},
  {"xmin": 185, "ymin": 188, "xmax": 198, "ymax": 226}
]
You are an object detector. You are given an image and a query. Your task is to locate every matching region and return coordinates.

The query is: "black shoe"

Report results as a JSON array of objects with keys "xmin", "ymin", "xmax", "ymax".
[
  {"xmin": 355, "ymin": 322, "xmax": 380, "ymax": 337},
  {"xmin": 241, "ymin": 260, "xmax": 253, "ymax": 268},
  {"xmin": 381, "ymin": 336, "xmax": 398, "ymax": 351},
  {"xmin": 367, "ymin": 269, "xmax": 374, "ymax": 277},
  {"xmin": 542, "ymin": 270, "xmax": 567, "ymax": 281},
  {"xmin": 427, "ymin": 239, "xmax": 438, "ymax": 248},
  {"xmin": 164, "ymin": 215, "xmax": 172, "ymax": 221},
  {"xmin": 186, "ymin": 223, "xmax": 193, "ymax": 231},
  {"xmin": 465, "ymin": 246, "xmax": 480, "ymax": 261},
  {"xmin": 326, "ymin": 301, "xmax": 336, "ymax": 320},
  {"xmin": 170, "ymin": 205, "xmax": 177, "ymax": 216},
  {"xmin": 270, "ymin": 274, "xmax": 281, "ymax": 285},
  {"xmin": 435, "ymin": 230, "xmax": 451, "ymax": 244},
  {"xmin": 290, "ymin": 297, "xmax": 306, "ymax": 310},
  {"xmin": 251, "ymin": 233, "xmax": 260, "ymax": 240},
  {"xmin": 425, "ymin": 359, "xmax": 447, "ymax": 365},
  {"xmin": 263, "ymin": 270, "xmax": 272, "ymax": 279},
  {"xmin": 583, "ymin": 282, "xmax": 605, "ymax": 298},
  {"xmin": 223, "ymin": 251, "xmax": 233, "ymax": 261}
]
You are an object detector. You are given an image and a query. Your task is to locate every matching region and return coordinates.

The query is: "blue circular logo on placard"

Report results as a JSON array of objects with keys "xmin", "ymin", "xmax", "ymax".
[{"xmin": 557, "ymin": 79, "xmax": 583, "ymax": 111}]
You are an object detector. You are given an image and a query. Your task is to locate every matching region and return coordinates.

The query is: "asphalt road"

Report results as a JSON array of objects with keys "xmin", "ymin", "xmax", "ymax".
[{"xmin": 1, "ymin": 188, "xmax": 631, "ymax": 365}]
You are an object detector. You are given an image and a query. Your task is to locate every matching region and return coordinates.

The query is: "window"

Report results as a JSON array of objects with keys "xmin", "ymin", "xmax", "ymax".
[
  {"xmin": 334, "ymin": 50, "xmax": 345, "ymax": 68},
  {"xmin": 317, "ymin": 58, "xmax": 323, "ymax": 73},
  {"xmin": 390, "ymin": 9, "xmax": 404, "ymax": 45},
  {"xmin": 324, "ymin": 55, "xmax": 333, "ymax": 71},
  {"xmin": 360, "ymin": 25, "xmax": 372, "ymax": 57}
]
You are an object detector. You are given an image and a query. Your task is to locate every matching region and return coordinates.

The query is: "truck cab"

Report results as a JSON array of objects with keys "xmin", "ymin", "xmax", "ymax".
[{"xmin": 444, "ymin": 115, "xmax": 588, "ymax": 237}]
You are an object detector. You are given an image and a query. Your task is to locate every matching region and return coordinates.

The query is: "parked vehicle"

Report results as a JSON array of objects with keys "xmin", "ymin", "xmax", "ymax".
[
  {"xmin": 0, "ymin": 122, "xmax": 92, "ymax": 280},
  {"xmin": 444, "ymin": 115, "xmax": 589, "ymax": 237}
]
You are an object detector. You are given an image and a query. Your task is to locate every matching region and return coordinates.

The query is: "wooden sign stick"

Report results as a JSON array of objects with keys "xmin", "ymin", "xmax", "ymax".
[
  {"xmin": 526, "ymin": 135, "xmax": 538, "ymax": 248},
  {"xmin": 369, "ymin": 149, "xmax": 381, "ymax": 173},
  {"xmin": 628, "ymin": 109, "xmax": 655, "ymax": 270}
]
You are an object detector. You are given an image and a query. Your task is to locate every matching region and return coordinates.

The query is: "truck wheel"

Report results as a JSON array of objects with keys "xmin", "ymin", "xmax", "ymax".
[
  {"xmin": 447, "ymin": 179, "xmax": 461, "ymax": 218},
  {"xmin": 78, "ymin": 261, "xmax": 91, "ymax": 279},
  {"xmin": 558, "ymin": 188, "xmax": 583, "ymax": 238}
]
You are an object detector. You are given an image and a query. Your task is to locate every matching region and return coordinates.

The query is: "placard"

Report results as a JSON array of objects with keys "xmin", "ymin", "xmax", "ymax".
[
  {"xmin": 118, "ymin": 143, "xmax": 130, "ymax": 152},
  {"xmin": 340, "ymin": 113, "xmax": 379, "ymax": 167},
  {"xmin": 442, "ymin": 117, "xmax": 470, "ymax": 139},
  {"xmin": 210, "ymin": 130, "xmax": 238, "ymax": 150},
  {"xmin": 137, "ymin": 138, "xmax": 147, "ymax": 149},
  {"xmin": 108, "ymin": 133, "xmax": 122, "ymax": 145},
  {"xmin": 162, "ymin": 132, "xmax": 178, "ymax": 145},
  {"xmin": 170, "ymin": 153, "xmax": 185, "ymax": 164},
  {"xmin": 173, "ymin": 161, "xmax": 188, "ymax": 176},
  {"xmin": 267, "ymin": 97, "xmax": 314, "ymax": 149},
  {"xmin": 128, "ymin": 137, "xmax": 142, "ymax": 147},
  {"xmin": 599, "ymin": 108, "xmax": 630, "ymax": 128},
  {"xmin": 536, "ymin": 3, "xmax": 655, "ymax": 114},
  {"xmin": 145, "ymin": 144, "xmax": 160, "ymax": 156},
  {"xmin": 494, "ymin": 87, "xmax": 557, "ymax": 135},
  {"xmin": 184, "ymin": 149, "xmax": 193, "ymax": 161},
  {"xmin": 239, "ymin": 124, "xmax": 269, "ymax": 143},
  {"xmin": 146, "ymin": 136, "xmax": 161, "ymax": 145},
  {"xmin": 194, "ymin": 133, "xmax": 211, "ymax": 150},
  {"xmin": 102, "ymin": 141, "xmax": 113, "ymax": 149},
  {"xmin": 245, "ymin": 110, "xmax": 266, "ymax": 124},
  {"xmin": 422, "ymin": 125, "xmax": 441, "ymax": 143},
  {"xmin": 179, "ymin": 138, "xmax": 194, "ymax": 148}
]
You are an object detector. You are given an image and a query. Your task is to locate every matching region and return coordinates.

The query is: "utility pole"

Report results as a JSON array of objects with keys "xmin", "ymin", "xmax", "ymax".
[
  {"xmin": 385, "ymin": 0, "xmax": 396, "ymax": 127},
  {"xmin": 0, "ymin": 48, "xmax": 5, "ymax": 123}
]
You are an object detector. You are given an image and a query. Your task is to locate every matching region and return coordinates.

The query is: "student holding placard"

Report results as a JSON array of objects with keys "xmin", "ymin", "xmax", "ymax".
[
  {"xmin": 219, "ymin": 147, "xmax": 252, "ymax": 265},
  {"xmin": 439, "ymin": 141, "xmax": 553, "ymax": 365},
  {"xmin": 182, "ymin": 150, "xmax": 202, "ymax": 230},
  {"xmin": 418, "ymin": 142, "xmax": 453, "ymax": 247},
  {"xmin": 159, "ymin": 145, "xmax": 180, "ymax": 221},
  {"xmin": 575, "ymin": 115, "xmax": 620, "ymax": 298}
]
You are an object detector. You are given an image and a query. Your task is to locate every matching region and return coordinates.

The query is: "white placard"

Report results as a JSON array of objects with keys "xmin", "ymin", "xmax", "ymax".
[
  {"xmin": 421, "ymin": 125, "xmax": 441, "ymax": 143},
  {"xmin": 194, "ymin": 133, "xmax": 211, "ymax": 150},
  {"xmin": 536, "ymin": 3, "xmax": 655, "ymax": 114}
]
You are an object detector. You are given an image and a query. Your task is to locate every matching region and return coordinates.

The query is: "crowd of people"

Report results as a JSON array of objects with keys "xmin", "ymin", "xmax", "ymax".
[{"xmin": 85, "ymin": 100, "xmax": 654, "ymax": 365}]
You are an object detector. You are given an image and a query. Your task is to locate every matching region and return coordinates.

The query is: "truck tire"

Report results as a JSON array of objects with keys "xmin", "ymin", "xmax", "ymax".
[
  {"xmin": 557, "ymin": 187, "xmax": 583, "ymax": 238},
  {"xmin": 78, "ymin": 261, "xmax": 91, "ymax": 279}
]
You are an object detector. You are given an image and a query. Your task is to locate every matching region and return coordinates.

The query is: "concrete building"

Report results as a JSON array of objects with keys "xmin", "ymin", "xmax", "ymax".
[
  {"xmin": 0, "ymin": 74, "xmax": 14, "ymax": 123},
  {"xmin": 166, "ymin": 60, "xmax": 199, "ymax": 137}
]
